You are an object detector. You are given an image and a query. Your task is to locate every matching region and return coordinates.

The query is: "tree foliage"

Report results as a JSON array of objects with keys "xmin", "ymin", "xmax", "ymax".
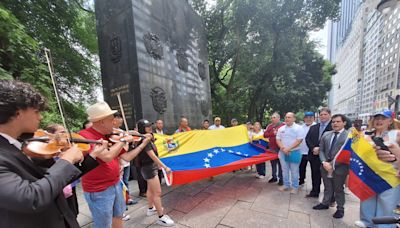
[
  {"xmin": 192, "ymin": 0, "xmax": 339, "ymax": 125},
  {"xmin": 0, "ymin": 1, "xmax": 98, "ymax": 130}
]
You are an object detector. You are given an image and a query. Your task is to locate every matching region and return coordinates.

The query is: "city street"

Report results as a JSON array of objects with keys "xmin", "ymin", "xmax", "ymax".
[{"xmin": 77, "ymin": 164, "xmax": 360, "ymax": 228}]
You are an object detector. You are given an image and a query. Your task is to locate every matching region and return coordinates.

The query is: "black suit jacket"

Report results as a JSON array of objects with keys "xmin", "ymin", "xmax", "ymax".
[
  {"xmin": 0, "ymin": 135, "xmax": 98, "ymax": 228},
  {"xmin": 305, "ymin": 121, "xmax": 332, "ymax": 158}
]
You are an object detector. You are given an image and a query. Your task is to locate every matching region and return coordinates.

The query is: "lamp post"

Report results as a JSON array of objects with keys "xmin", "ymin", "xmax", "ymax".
[{"xmin": 377, "ymin": 0, "xmax": 399, "ymax": 13}]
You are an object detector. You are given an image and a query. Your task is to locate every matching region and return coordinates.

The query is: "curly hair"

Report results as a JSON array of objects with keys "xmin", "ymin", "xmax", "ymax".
[{"xmin": 0, "ymin": 80, "xmax": 48, "ymax": 124}]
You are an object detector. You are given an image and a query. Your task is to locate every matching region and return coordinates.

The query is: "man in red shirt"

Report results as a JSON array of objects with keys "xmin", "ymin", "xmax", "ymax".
[
  {"xmin": 79, "ymin": 101, "xmax": 151, "ymax": 228},
  {"xmin": 264, "ymin": 112, "xmax": 285, "ymax": 185}
]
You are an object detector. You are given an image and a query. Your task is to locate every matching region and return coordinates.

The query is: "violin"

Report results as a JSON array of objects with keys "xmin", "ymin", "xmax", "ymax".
[
  {"xmin": 108, "ymin": 128, "xmax": 145, "ymax": 143},
  {"xmin": 23, "ymin": 130, "xmax": 104, "ymax": 159}
]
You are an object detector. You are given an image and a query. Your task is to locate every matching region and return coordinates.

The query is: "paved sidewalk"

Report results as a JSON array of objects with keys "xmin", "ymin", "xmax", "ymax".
[{"xmin": 77, "ymin": 164, "xmax": 360, "ymax": 228}]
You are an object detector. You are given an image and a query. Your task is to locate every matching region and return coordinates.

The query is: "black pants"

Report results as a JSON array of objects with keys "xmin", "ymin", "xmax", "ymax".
[
  {"xmin": 256, "ymin": 162, "xmax": 266, "ymax": 176},
  {"xmin": 299, "ymin": 154, "xmax": 308, "ymax": 185},
  {"xmin": 308, "ymin": 155, "xmax": 322, "ymax": 195},
  {"xmin": 66, "ymin": 187, "xmax": 79, "ymax": 218}
]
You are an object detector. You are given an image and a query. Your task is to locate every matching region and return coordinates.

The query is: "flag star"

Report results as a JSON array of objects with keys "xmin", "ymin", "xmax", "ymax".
[
  {"xmin": 208, "ymin": 153, "xmax": 214, "ymax": 158},
  {"xmin": 203, "ymin": 158, "xmax": 210, "ymax": 163},
  {"xmin": 358, "ymin": 172, "xmax": 362, "ymax": 176},
  {"xmin": 244, "ymin": 154, "xmax": 249, "ymax": 157},
  {"xmin": 236, "ymin": 152, "xmax": 242, "ymax": 155},
  {"xmin": 220, "ymin": 148, "xmax": 226, "ymax": 152},
  {"xmin": 204, "ymin": 163, "xmax": 211, "ymax": 168},
  {"xmin": 213, "ymin": 149, "xmax": 219, "ymax": 153},
  {"xmin": 228, "ymin": 150, "xmax": 234, "ymax": 153}
]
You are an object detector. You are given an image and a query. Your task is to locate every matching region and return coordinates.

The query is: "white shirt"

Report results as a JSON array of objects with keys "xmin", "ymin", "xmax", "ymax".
[
  {"xmin": 276, "ymin": 123, "xmax": 303, "ymax": 150},
  {"xmin": 0, "ymin": 132, "xmax": 22, "ymax": 150},
  {"xmin": 299, "ymin": 122, "xmax": 316, "ymax": 155},
  {"xmin": 155, "ymin": 129, "xmax": 164, "ymax": 135},
  {"xmin": 208, "ymin": 125, "xmax": 225, "ymax": 130}
]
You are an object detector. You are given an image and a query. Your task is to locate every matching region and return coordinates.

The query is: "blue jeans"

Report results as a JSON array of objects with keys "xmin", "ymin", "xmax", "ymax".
[
  {"xmin": 360, "ymin": 185, "xmax": 400, "ymax": 228},
  {"xmin": 84, "ymin": 183, "xmax": 125, "ymax": 228},
  {"xmin": 279, "ymin": 151, "xmax": 300, "ymax": 189},
  {"xmin": 122, "ymin": 165, "xmax": 130, "ymax": 192},
  {"xmin": 256, "ymin": 162, "xmax": 266, "ymax": 176}
]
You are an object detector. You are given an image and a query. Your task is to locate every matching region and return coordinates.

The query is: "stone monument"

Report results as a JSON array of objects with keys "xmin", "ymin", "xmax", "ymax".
[{"xmin": 95, "ymin": 0, "xmax": 212, "ymax": 133}]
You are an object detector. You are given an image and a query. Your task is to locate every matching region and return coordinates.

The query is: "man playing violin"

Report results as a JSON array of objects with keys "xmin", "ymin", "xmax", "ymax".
[
  {"xmin": 0, "ymin": 80, "xmax": 106, "ymax": 228},
  {"xmin": 79, "ymin": 101, "xmax": 152, "ymax": 228}
]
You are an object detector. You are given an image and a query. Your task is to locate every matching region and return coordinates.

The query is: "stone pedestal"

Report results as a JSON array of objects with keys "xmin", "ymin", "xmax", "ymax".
[{"xmin": 95, "ymin": 0, "xmax": 212, "ymax": 133}]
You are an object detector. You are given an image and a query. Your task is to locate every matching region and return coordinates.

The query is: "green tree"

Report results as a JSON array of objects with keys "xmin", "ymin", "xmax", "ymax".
[
  {"xmin": 191, "ymin": 0, "xmax": 339, "ymax": 125},
  {"xmin": 0, "ymin": 1, "xmax": 98, "ymax": 130}
]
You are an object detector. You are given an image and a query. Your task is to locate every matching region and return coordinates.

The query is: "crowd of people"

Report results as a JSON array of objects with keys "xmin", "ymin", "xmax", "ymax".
[{"xmin": 1, "ymin": 79, "xmax": 400, "ymax": 228}]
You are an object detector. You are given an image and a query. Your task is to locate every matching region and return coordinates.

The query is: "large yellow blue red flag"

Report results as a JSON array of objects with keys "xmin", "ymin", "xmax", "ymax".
[
  {"xmin": 334, "ymin": 130, "xmax": 400, "ymax": 201},
  {"xmin": 154, "ymin": 125, "xmax": 277, "ymax": 185}
]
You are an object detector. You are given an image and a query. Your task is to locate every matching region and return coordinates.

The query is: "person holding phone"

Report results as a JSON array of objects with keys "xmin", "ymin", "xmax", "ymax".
[{"xmin": 355, "ymin": 109, "xmax": 400, "ymax": 228}]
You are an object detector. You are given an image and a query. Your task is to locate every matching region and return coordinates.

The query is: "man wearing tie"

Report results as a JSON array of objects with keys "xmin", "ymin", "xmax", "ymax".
[
  {"xmin": 312, "ymin": 114, "xmax": 349, "ymax": 219},
  {"xmin": 305, "ymin": 107, "xmax": 332, "ymax": 197}
]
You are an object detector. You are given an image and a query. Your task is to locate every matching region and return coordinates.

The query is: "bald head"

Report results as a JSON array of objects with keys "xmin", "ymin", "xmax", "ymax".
[{"xmin": 285, "ymin": 112, "xmax": 296, "ymax": 126}]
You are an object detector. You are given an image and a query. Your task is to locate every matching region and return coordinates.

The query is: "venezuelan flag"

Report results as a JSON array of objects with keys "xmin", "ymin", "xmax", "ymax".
[
  {"xmin": 154, "ymin": 125, "xmax": 277, "ymax": 185},
  {"xmin": 252, "ymin": 134, "xmax": 269, "ymax": 150},
  {"xmin": 334, "ymin": 131, "xmax": 400, "ymax": 201}
]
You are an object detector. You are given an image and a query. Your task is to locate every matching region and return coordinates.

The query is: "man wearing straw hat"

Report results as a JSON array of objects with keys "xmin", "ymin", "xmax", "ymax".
[{"xmin": 79, "ymin": 101, "xmax": 152, "ymax": 228}]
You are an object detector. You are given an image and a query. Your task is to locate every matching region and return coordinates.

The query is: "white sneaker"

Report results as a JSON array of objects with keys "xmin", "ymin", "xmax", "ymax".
[
  {"xmin": 257, "ymin": 175, "xmax": 265, "ymax": 179},
  {"xmin": 147, "ymin": 207, "xmax": 157, "ymax": 216},
  {"xmin": 122, "ymin": 213, "xmax": 130, "ymax": 221},
  {"xmin": 354, "ymin": 220, "xmax": 367, "ymax": 228},
  {"xmin": 157, "ymin": 214, "xmax": 174, "ymax": 227}
]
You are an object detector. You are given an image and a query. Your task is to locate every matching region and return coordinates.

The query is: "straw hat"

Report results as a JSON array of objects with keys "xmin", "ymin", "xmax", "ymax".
[{"xmin": 86, "ymin": 101, "xmax": 117, "ymax": 122}]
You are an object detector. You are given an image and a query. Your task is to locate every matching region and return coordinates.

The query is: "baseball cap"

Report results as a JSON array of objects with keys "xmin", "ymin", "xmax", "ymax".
[
  {"xmin": 373, "ymin": 109, "xmax": 393, "ymax": 119},
  {"xmin": 304, "ymin": 111, "xmax": 315, "ymax": 117}
]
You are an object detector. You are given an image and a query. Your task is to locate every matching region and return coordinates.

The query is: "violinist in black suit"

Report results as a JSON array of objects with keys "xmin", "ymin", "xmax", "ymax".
[
  {"xmin": 305, "ymin": 107, "xmax": 332, "ymax": 197},
  {"xmin": 0, "ymin": 80, "xmax": 106, "ymax": 228}
]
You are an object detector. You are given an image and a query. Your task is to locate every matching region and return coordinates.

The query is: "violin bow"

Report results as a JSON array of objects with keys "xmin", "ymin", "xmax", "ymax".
[
  {"xmin": 116, "ymin": 92, "xmax": 130, "ymax": 132},
  {"xmin": 44, "ymin": 48, "xmax": 73, "ymax": 145}
]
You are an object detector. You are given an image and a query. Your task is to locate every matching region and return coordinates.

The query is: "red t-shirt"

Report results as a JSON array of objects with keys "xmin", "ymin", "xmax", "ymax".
[{"xmin": 79, "ymin": 127, "xmax": 125, "ymax": 193}]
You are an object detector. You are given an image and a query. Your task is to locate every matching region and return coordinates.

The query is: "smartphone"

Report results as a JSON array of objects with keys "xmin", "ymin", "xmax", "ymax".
[{"xmin": 372, "ymin": 136, "xmax": 390, "ymax": 151}]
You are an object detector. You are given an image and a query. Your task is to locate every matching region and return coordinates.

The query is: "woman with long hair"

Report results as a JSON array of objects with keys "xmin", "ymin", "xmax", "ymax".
[{"xmin": 355, "ymin": 109, "xmax": 400, "ymax": 228}]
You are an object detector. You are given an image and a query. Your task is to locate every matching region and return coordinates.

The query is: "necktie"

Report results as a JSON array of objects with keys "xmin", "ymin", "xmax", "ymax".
[
  {"xmin": 328, "ymin": 132, "xmax": 339, "ymax": 161},
  {"xmin": 319, "ymin": 123, "xmax": 325, "ymax": 140}
]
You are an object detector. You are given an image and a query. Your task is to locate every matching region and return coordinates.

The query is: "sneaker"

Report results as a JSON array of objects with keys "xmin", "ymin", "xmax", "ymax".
[
  {"xmin": 127, "ymin": 198, "xmax": 138, "ymax": 205},
  {"xmin": 277, "ymin": 180, "xmax": 283, "ymax": 186},
  {"xmin": 257, "ymin": 175, "xmax": 265, "ymax": 179},
  {"xmin": 354, "ymin": 220, "xmax": 367, "ymax": 228},
  {"xmin": 278, "ymin": 186, "xmax": 290, "ymax": 192},
  {"xmin": 147, "ymin": 207, "xmax": 157, "ymax": 216},
  {"xmin": 122, "ymin": 213, "xmax": 130, "ymax": 221},
  {"xmin": 268, "ymin": 177, "xmax": 278, "ymax": 183},
  {"xmin": 157, "ymin": 214, "xmax": 174, "ymax": 227},
  {"xmin": 290, "ymin": 188, "xmax": 298, "ymax": 194}
]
